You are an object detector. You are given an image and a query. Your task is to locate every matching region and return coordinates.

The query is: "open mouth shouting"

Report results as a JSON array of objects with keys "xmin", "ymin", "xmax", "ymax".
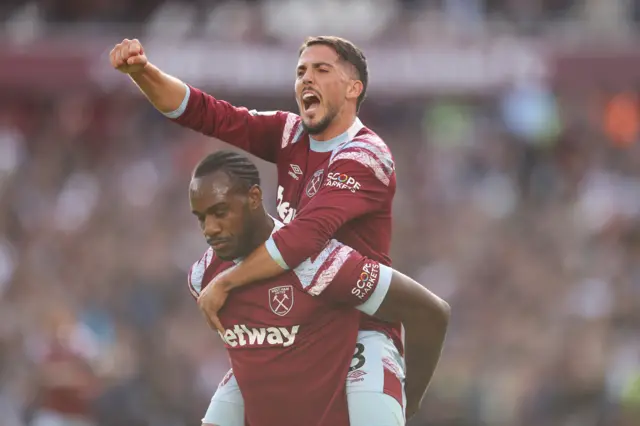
[{"xmin": 301, "ymin": 90, "xmax": 322, "ymax": 115}]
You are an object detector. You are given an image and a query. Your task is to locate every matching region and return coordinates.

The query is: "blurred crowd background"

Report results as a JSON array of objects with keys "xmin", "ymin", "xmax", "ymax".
[{"xmin": 1, "ymin": 1, "xmax": 640, "ymax": 425}]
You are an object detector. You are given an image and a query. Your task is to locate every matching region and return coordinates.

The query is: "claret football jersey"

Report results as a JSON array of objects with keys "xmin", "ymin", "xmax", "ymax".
[
  {"xmin": 188, "ymin": 221, "xmax": 392, "ymax": 426},
  {"xmin": 171, "ymin": 86, "xmax": 401, "ymax": 354}
]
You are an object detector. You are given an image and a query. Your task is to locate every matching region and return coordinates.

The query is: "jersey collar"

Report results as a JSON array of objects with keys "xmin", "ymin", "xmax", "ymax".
[{"xmin": 309, "ymin": 117, "xmax": 363, "ymax": 153}]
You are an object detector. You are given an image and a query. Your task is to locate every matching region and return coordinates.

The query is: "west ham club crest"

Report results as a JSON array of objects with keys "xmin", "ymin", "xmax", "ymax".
[
  {"xmin": 269, "ymin": 285, "xmax": 294, "ymax": 316},
  {"xmin": 305, "ymin": 169, "xmax": 324, "ymax": 198}
]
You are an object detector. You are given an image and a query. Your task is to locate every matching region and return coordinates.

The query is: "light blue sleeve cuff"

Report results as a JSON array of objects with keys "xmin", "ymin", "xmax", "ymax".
[
  {"xmin": 356, "ymin": 264, "xmax": 392, "ymax": 316},
  {"xmin": 265, "ymin": 235, "xmax": 290, "ymax": 270},
  {"xmin": 163, "ymin": 83, "xmax": 190, "ymax": 118}
]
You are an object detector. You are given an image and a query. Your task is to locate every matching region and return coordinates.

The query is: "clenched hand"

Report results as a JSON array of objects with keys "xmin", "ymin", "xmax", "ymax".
[{"xmin": 109, "ymin": 38, "xmax": 148, "ymax": 74}]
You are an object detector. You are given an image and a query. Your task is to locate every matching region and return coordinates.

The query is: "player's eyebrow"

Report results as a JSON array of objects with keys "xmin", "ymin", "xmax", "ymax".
[
  {"xmin": 296, "ymin": 62, "xmax": 335, "ymax": 72},
  {"xmin": 192, "ymin": 201, "xmax": 228, "ymax": 217}
]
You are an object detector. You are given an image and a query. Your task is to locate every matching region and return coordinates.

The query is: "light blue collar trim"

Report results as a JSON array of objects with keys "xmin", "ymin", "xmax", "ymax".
[{"xmin": 309, "ymin": 117, "xmax": 364, "ymax": 152}]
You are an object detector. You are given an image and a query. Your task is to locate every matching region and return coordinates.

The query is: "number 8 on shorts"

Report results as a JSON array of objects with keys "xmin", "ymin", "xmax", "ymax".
[{"xmin": 346, "ymin": 331, "xmax": 407, "ymax": 426}]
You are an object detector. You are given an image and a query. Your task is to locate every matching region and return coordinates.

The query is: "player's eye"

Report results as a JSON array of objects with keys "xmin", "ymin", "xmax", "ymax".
[{"xmin": 214, "ymin": 209, "xmax": 229, "ymax": 219}]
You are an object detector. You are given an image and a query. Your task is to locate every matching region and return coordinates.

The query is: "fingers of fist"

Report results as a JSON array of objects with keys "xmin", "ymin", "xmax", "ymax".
[{"xmin": 109, "ymin": 39, "xmax": 146, "ymax": 72}]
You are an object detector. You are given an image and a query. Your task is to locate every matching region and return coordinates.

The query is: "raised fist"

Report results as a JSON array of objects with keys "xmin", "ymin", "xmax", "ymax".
[{"xmin": 109, "ymin": 38, "xmax": 148, "ymax": 74}]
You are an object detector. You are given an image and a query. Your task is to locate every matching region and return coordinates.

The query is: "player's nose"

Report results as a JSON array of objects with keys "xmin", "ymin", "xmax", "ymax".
[
  {"xmin": 203, "ymin": 215, "xmax": 223, "ymax": 237},
  {"xmin": 300, "ymin": 69, "xmax": 313, "ymax": 85}
]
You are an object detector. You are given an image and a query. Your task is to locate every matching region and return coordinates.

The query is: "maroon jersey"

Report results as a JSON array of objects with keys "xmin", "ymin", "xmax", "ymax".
[
  {"xmin": 170, "ymin": 86, "xmax": 402, "ymax": 353},
  {"xmin": 188, "ymin": 228, "xmax": 392, "ymax": 426}
]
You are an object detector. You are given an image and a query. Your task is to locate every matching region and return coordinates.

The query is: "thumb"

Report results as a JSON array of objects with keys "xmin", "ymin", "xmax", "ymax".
[
  {"xmin": 202, "ymin": 311, "xmax": 217, "ymax": 332},
  {"xmin": 197, "ymin": 283, "xmax": 211, "ymax": 303},
  {"xmin": 126, "ymin": 55, "xmax": 146, "ymax": 66},
  {"xmin": 211, "ymin": 314, "xmax": 225, "ymax": 335}
]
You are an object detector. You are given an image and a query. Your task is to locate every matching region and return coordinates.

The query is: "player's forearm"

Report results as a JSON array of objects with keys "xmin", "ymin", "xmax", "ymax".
[
  {"xmin": 129, "ymin": 63, "xmax": 187, "ymax": 113},
  {"xmin": 221, "ymin": 244, "xmax": 287, "ymax": 291},
  {"xmin": 402, "ymin": 303, "xmax": 449, "ymax": 411},
  {"xmin": 271, "ymin": 214, "xmax": 343, "ymax": 269},
  {"xmin": 273, "ymin": 166, "xmax": 387, "ymax": 268},
  {"xmin": 374, "ymin": 271, "xmax": 450, "ymax": 410}
]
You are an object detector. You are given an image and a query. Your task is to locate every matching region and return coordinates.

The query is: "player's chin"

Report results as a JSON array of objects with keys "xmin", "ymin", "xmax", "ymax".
[
  {"xmin": 302, "ymin": 112, "xmax": 327, "ymax": 134},
  {"xmin": 212, "ymin": 246, "xmax": 237, "ymax": 261}
]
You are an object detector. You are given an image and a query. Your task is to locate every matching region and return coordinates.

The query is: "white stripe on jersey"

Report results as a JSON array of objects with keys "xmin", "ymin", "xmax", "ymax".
[
  {"xmin": 187, "ymin": 270, "xmax": 200, "ymax": 299},
  {"xmin": 293, "ymin": 239, "xmax": 352, "ymax": 291},
  {"xmin": 329, "ymin": 131, "xmax": 395, "ymax": 186},
  {"xmin": 281, "ymin": 113, "xmax": 299, "ymax": 148},
  {"xmin": 306, "ymin": 245, "xmax": 355, "ymax": 296},
  {"xmin": 341, "ymin": 141, "xmax": 394, "ymax": 175},
  {"xmin": 331, "ymin": 150, "xmax": 392, "ymax": 187},
  {"xmin": 189, "ymin": 247, "xmax": 213, "ymax": 296}
]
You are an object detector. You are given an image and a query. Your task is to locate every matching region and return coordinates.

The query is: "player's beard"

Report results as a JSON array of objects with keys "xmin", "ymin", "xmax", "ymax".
[
  {"xmin": 302, "ymin": 105, "xmax": 338, "ymax": 136},
  {"xmin": 234, "ymin": 204, "xmax": 261, "ymax": 259},
  {"xmin": 214, "ymin": 204, "xmax": 256, "ymax": 261}
]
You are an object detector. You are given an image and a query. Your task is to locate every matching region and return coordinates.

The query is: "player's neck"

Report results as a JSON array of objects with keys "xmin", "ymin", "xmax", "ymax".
[
  {"xmin": 311, "ymin": 112, "xmax": 357, "ymax": 141},
  {"xmin": 249, "ymin": 212, "xmax": 275, "ymax": 251}
]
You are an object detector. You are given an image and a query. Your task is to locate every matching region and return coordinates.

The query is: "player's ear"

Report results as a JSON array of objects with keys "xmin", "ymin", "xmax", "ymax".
[
  {"xmin": 346, "ymin": 79, "xmax": 363, "ymax": 103},
  {"xmin": 247, "ymin": 185, "xmax": 262, "ymax": 210}
]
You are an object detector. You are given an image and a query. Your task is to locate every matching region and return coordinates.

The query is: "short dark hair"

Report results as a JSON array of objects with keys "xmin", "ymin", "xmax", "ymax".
[
  {"xmin": 192, "ymin": 150, "xmax": 260, "ymax": 191},
  {"xmin": 299, "ymin": 36, "xmax": 368, "ymax": 112}
]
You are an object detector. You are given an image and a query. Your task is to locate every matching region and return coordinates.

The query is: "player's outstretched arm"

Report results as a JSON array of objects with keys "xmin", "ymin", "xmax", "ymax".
[
  {"xmin": 109, "ymin": 39, "xmax": 289, "ymax": 163},
  {"xmin": 109, "ymin": 39, "xmax": 187, "ymax": 113},
  {"xmin": 373, "ymin": 269, "xmax": 450, "ymax": 420}
]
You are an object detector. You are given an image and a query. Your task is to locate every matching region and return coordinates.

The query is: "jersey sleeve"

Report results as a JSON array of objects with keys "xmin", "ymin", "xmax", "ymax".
[
  {"xmin": 268, "ymin": 135, "xmax": 395, "ymax": 269},
  {"xmin": 166, "ymin": 84, "xmax": 301, "ymax": 164},
  {"xmin": 291, "ymin": 240, "xmax": 393, "ymax": 316}
]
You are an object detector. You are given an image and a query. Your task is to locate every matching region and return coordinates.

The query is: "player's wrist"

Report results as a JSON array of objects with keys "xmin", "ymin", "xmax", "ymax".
[
  {"xmin": 404, "ymin": 379, "xmax": 427, "ymax": 406},
  {"xmin": 128, "ymin": 62, "xmax": 153, "ymax": 80},
  {"xmin": 216, "ymin": 269, "xmax": 240, "ymax": 292},
  {"xmin": 405, "ymin": 394, "xmax": 424, "ymax": 417}
]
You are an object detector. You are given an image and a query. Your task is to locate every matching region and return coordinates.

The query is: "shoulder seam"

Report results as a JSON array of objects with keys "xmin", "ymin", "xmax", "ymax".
[
  {"xmin": 329, "ymin": 133, "xmax": 395, "ymax": 186},
  {"xmin": 281, "ymin": 113, "xmax": 303, "ymax": 148}
]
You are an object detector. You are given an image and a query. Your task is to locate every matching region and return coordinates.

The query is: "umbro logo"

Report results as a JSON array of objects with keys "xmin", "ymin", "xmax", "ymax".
[
  {"xmin": 347, "ymin": 369, "xmax": 367, "ymax": 383},
  {"xmin": 288, "ymin": 164, "xmax": 303, "ymax": 180}
]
